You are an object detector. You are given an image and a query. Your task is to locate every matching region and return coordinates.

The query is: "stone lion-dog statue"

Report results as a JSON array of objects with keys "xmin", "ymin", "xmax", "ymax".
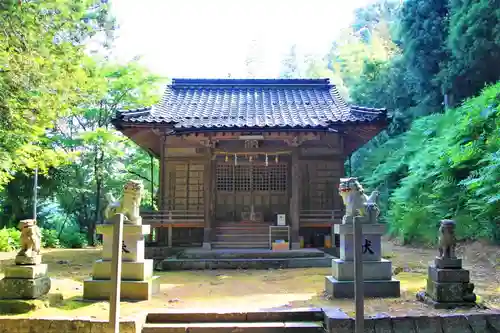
[
  {"xmin": 17, "ymin": 219, "xmax": 42, "ymax": 257},
  {"xmin": 338, "ymin": 177, "xmax": 380, "ymax": 223},
  {"xmin": 438, "ymin": 219, "xmax": 457, "ymax": 259},
  {"xmin": 104, "ymin": 180, "xmax": 144, "ymax": 225}
]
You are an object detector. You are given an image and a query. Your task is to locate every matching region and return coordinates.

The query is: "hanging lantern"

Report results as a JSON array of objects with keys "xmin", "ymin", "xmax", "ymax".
[
  {"xmin": 265, "ymin": 154, "xmax": 269, "ymax": 167},
  {"xmin": 225, "ymin": 153, "xmax": 228, "ymax": 163},
  {"xmin": 234, "ymin": 154, "xmax": 238, "ymax": 166},
  {"xmin": 249, "ymin": 155, "xmax": 253, "ymax": 162},
  {"xmin": 275, "ymin": 155, "xmax": 279, "ymax": 164}
]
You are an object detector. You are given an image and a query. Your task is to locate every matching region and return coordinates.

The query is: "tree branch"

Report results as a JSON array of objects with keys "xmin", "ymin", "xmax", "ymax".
[{"xmin": 125, "ymin": 169, "xmax": 156, "ymax": 185}]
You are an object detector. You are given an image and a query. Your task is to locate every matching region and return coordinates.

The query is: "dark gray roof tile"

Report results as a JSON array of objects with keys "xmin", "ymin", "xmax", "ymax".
[{"xmin": 115, "ymin": 78, "xmax": 386, "ymax": 130}]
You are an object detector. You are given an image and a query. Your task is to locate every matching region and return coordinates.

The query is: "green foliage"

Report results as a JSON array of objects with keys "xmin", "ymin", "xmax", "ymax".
[
  {"xmin": 0, "ymin": 228, "xmax": 20, "ymax": 252},
  {"xmin": 356, "ymin": 83, "xmax": 500, "ymax": 244},
  {"xmin": 0, "ymin": 0, "xmax": 114, "ymax": 189},
  {"xmin": 59, "ymin": 230, "xmax": 88, "ymax": 249},
  {"xmin": 41, "ymin": 229, "xmax": 60, "ymax": 248},
  {"xmin": 444, "ymin": 0, "xmax": 500, "ymax": 103}
]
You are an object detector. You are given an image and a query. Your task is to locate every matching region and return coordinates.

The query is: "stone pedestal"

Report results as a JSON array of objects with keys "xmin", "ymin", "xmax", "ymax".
[
  {"xmin": 416, "ymin": 257, "xmax": 476, "ymax": 309},
  {"xmin": 325, "ymin": 223, "xmax": 400, "ymax": 298},
  {"xmin": 83, "ymin": 224, "xmax": 160, "ymax": 301},
  {"xmin": 0, "ymin": 256, "xmax": 51, "ymax": 300}
]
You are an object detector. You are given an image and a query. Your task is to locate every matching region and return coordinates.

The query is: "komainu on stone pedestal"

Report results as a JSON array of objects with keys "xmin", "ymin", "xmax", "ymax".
[
  {"xmin": 326, "ymin": 177, "xmax": 399, "ymax": 299},
  {"xmin": 0, "ymin": 219, "xmax": 51, "ymax": 300},
  {"xmin": 104, "ymin": 180, "xmax": 144, "ymax": 225},
  {"xmin": 417, "ymin": 219, "xmax": 477, "ymax": 309}
]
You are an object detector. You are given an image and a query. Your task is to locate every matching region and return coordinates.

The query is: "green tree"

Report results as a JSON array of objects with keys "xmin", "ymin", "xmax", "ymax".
[
  {"xmin": 0, "ymin": 0, "xmax": 114, "ymax": 189},
  {"xmin": 399, "ymin": 0, "xmax": 449, "ymax": 116},
  {"xmin": 279, "ymin": 44, "xmax": 302, "ymax": 78},
  {"xmin": 51, "ymin": 60, "xmax": 164, "ymax": 244},
  {"xmin": 444, "ymin": 0, "xmax": 500, "ymax": 103}
]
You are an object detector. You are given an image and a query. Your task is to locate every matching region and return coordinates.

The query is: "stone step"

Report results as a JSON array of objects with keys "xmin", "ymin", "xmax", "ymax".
[
  {"xmin": 212, "ymin": 241, "xmax": 270, "ymax": 249},
  {"xmin": 160, "ymin": 256, "xmax": 332, "ymax": 270},
  {"xmin": 215, "ymin": 226, "xmax": 270, "ymax": 231},
  {"xmin": 146, "ymin": 308, "xmax": 324, "ymax": 323},
  {"xmin": 214, "ymin": 234, "xmax": 270, "ymax": 239},
  {"xmin": 143, "ymin": 321, "xmax": 325, "ymax": 332},
  {"xmin": 177, "ymin": 249, "xmax": 326, "ymax": 260}
]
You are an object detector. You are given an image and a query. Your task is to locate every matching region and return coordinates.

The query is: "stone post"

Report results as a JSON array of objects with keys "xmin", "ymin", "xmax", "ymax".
[
  {"xmin": 417, "ymin": 219, "xmax": 476, "ymax": 308},
  {"xmin": 0, "ymin": 219, "xmax": 51, "ymax": 299}
]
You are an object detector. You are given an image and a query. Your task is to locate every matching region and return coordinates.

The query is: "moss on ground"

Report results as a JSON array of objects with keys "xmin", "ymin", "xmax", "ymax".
[{"xmin": 0, "ymin": 293, "xmax": 63, "ymax": 314}]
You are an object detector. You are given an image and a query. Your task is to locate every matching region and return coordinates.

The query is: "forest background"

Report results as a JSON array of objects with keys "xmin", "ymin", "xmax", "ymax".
[{"xmin": 0, "ymin": 0, "xmax": 498, "ymax": 250}]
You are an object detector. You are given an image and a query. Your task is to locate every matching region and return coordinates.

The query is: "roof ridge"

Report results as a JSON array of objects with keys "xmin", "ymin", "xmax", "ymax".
[{"xmin": 171, "ymin": 78, "xmax": 332, "ymax": 88}]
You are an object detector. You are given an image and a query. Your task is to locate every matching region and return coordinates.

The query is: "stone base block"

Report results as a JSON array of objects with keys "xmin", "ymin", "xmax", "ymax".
[
  {"xmin": 3, "ymin": 264, "xmax": 48, "ymax": 279},
  {"xmin": 416, "ymin": 291, "xmax": 476, "ymax": 309},
  {"xmin": 426, "ymin": 280, "xmax": 476, "ymax": 303},
  {"xmin": 92, "ymin": 259, "xmax": 153, "ymax": 281},
  {"xmin": 15, "ymin": 255, "xmax": 42, "ymax": 265},
  {"xmin": 0, "ymin": 276, "xmax": 51, "ymax": 300},
  {"xmin": 334, "ymin": 223, "xmax": 386, "ymax": 235},
  {"xmin": 332, "ymin": 259, "xmax": 393, "ymax": 281},
  {"xmin": 325, "ymin": 275, "xmax": 400, "ymax": 299},
  {"xmin": 434, "ymin": 257, "xmax": 462, "ymax": 269},
  {"xmin": 428, "ymin": 265, "xmax": 470, "ymax": 283},
  {"xmin": 83, "ymin": 276, "xmax": 160, "ymax": 301}
]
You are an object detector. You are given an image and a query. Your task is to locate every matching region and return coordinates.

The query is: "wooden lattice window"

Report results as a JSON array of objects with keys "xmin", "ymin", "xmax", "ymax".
[
  {"xmin": 216, "ymin": 164, "xmax": 233, "ymax": 191},
  {"xmin": 215, "ymin": 163, "xmax": 288, "ymax": 192},
  {"xmin": 234, "ymin": 165, "xmax": 251, "ymax": 191},
  {"xmin": 252, "ymin": 165, "xmax": 269, "ymax": 191},
  {"xmin": 269, "ymin": 164, "xmax": 287, "ymax": 192}
]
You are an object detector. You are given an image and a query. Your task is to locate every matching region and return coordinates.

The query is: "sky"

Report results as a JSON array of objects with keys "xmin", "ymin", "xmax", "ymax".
[{"xmin": 110, "ymin": 0, "xmax": 373, "ymax": 78}]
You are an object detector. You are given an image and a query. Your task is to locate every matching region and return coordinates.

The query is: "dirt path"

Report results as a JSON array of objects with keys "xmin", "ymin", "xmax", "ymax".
[{"xmin": 0, "ymin": 241, "xmax": 498, "ymax": 319}]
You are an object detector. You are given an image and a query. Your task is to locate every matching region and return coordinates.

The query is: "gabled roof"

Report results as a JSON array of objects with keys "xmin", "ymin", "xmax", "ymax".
[{"xmin": 114, "ymin": 78, "xmax": 387, "ymax": 132}]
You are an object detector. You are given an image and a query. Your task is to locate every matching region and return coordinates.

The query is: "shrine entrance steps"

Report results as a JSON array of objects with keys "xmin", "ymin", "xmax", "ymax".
[
  {"xmin": 212, "ymin": 221, "xmax": 270, "ymax": 249},
  {"xmin": 142, "ymin": 308, "xmax": 326, "ymax": 333},
  {"xmin": 158, "ymin": 248, "xmax": 333, "ymax": 270}
]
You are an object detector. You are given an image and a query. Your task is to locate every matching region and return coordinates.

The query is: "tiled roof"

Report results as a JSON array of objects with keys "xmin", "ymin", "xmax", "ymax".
[{"xmin": 115, "ymin": 78, "xmax": 386, "ymax": 131}]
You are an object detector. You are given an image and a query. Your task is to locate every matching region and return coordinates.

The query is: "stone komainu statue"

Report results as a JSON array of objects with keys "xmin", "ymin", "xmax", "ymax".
[
  {"xmin": 17, "ymin": 219, "xmax": 41, "ymax": 257},
  {"xmin": 104, "ymin": 180, "xmax": 144, "ymax": 225},
  {"xmin": 438, "ymin": 219, "xmax": 457, "ymax": 258},
  {"xmin": 338, "ymin": 177, "xmax": 380, "ymax": 223}
]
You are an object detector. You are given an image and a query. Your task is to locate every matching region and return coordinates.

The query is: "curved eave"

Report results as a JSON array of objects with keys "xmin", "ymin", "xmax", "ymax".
[{"xmin": 113, "ymin": 119, "xmax": 388, "ymax": 142}]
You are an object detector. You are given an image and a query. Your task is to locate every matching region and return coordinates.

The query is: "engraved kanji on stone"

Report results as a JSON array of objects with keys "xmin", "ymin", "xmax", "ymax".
[
  {"xmin": 362, "ymin": 239, "xmax": 374, "ymax": 255},
  {"xmin": 122, "ymin": 241, "xmax": 130, "ymax": 253}
]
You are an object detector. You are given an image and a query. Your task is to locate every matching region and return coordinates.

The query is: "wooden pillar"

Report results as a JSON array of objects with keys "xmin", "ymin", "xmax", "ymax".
[
  {"xmin": 158, "ymin": 135, "xmax": 172, "ymax": 247},
  {"xmin": 202, "ymin": 148, "xmax": 213, "ymax": 249},
  {"xmin": 159, "ymin": 135, "xmax": 167, "ymax": 211},
  {"xmin": 290, "ymin": 147, "xmax": 301, "ymax": 249}
]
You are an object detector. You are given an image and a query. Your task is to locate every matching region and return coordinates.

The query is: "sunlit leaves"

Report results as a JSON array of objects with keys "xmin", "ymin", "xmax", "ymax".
[
  {"xmin": 355, "ymin": 83, "xmax": 499, "ymax": 243},
  {"xmin": 0, "ymin": 0, "xmax": 113, "ymax": 189}
]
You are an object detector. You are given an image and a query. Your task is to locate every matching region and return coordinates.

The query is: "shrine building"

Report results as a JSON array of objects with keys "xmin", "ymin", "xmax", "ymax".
[{"xmin": 112, "ymin": 78, "xmax": 387, "ymax": 250}]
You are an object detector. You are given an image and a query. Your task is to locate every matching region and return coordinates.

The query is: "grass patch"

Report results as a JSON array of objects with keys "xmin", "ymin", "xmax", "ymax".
[{"xmin": 397, "ymin": 272, "xmax": 427, "ymax": 293}]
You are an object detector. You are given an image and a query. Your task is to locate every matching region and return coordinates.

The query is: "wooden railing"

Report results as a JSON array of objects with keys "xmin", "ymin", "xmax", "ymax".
[
  {"xmin": 299, "ymin": 209, "xmax": 343, "ymax": 227},
  {"xmin": 141, "ymin": 210, "xmax": 205, "ymax": 228}
]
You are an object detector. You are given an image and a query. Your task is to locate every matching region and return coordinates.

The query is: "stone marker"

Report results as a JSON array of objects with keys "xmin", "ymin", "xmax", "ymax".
[
  {"xmin": 0, "ymin": 219, "xmax": 51, "ymax": 299},
  {"xmin": 417, "ymin": 219, "xmax": 477, "ymax": 309},
  {"xmin": 83, "ymin": 180, "xmax": 160, "ymax": 301},
  {"xmin": 325, "ymin": 177, "xmax": 400, "ymax": 298}
]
